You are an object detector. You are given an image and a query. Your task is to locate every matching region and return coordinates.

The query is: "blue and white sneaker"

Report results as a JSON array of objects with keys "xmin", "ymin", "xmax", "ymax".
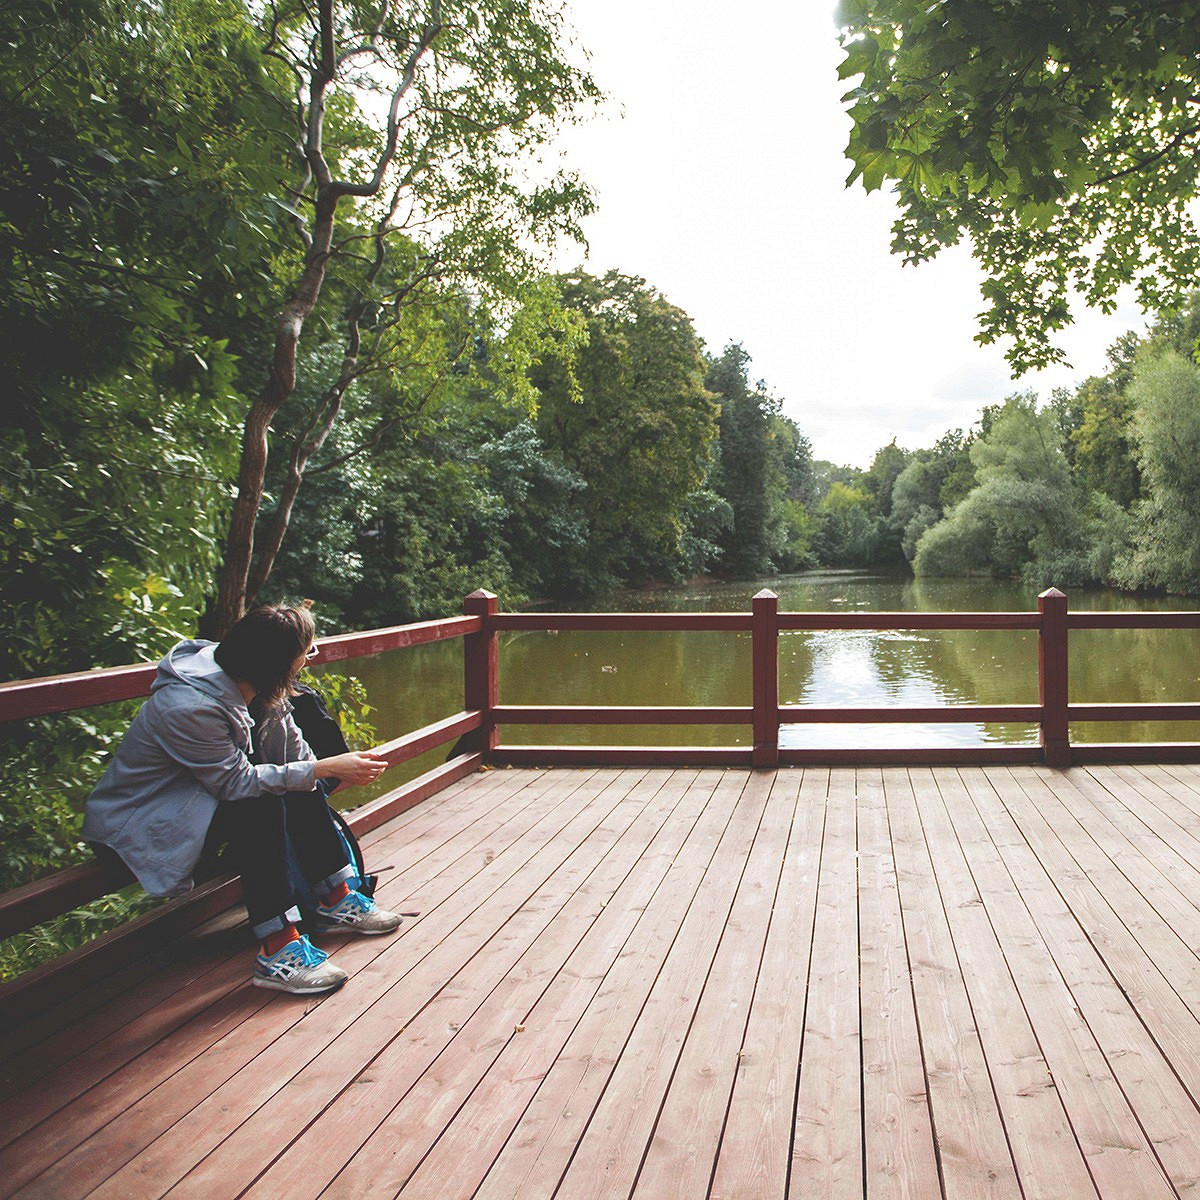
[
  {"xmin": 314, "ymin": 889, "xmax": 403, "ymax": 936},
  {"xmin": 253, "ymin": 935, "xmax": 348, "ymax": 994}
]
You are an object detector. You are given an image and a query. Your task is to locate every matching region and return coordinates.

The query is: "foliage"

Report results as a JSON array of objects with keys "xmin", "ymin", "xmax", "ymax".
[
  {"xmin": 208, "ymin": 0, "xmax": 602, "ymax": 631},
  {"xmin": 839, "ymin": 0, "xmax": 1200, "ymax": 370},
  {"xmin": 534, "ymin": 272, "xmax": 719, "ymax": 586},
  {"xmin": 0, "ymin": 0, "xmax": 287, "ymax": 678},
  {"xmin": 1115, "ymin": 350, "xmax": 1200, "ymax": 592},
  {"xmin": 913, "ymin": 394, "xmax": 1084, "ymax": 578},
  {"xmin": 0, "ymin": 888, "xmax": 161, "ymax": 983},
  {"xmin": 302, "ymin": 668, "xmax": 377, "ymax": 753},
  {"xmin": 1071, "ymin": 378, "xmax": 1141, "ymax": 506},
  {"xmin": 705, "ymin": 344, "xmax": 816, "ymax": 577},
  {"xmin": 813, "ymin": 481, "xmax": 887, "ymax": 566},
  {"xmin": 889, "ymin": 430, "xmax": 973, "ymax": 563}
]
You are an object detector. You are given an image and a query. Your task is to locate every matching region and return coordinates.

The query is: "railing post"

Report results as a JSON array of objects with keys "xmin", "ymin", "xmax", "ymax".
[
  {"xmin": 1038, "ymin": 587, "xmax": 1070, "ymax": 768},
  {"xmin": 752, "ymin": 589, "xmax": 779, "ymax": 769},
  {"xmin": 464, "ymin": 589, "xmax": 498, "ymax": 759}
]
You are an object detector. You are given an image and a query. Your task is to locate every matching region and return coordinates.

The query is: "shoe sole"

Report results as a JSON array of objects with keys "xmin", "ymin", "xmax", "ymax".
[
  {"xmin": 312, "ymin": 920, "xmax": 403, "ymax": 936},
  {"xmin": 252, "ymin": 973, "xmax": 348, "ymax": 995}
]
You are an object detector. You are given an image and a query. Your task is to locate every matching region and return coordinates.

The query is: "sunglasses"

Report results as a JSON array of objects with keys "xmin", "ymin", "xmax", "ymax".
[{"xmin": 305, "ymin": 644, "xmax": 320, "ymax": 660}]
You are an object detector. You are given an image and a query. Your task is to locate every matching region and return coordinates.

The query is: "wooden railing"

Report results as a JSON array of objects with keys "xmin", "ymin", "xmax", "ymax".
[{"xmin": 2, "ymin": 585, "xmax": 1199, "ymax": 1020}]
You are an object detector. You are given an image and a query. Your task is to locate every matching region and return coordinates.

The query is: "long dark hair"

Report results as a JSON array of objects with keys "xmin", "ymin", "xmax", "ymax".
[{"xmin": 213, "ymin": 603, "xmax": 315, "ymax": 710}]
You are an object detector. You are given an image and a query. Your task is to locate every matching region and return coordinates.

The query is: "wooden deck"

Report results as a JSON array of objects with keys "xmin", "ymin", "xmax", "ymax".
[{"xmin": 5, "ymin": 763, "xmax": 1200, "ymax": 1198}]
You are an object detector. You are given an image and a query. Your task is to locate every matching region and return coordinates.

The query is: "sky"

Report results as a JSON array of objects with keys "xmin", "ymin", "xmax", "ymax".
[{"xmin": 549, "ymin": 0, "xmax": 1147, "ymax": 468}]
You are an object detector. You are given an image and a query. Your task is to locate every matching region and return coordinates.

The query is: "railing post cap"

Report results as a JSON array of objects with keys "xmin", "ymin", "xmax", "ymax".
[
  {"xmin": 465, "ymin": 589, "xmax": 497, "ymax": 601},
  {"xmin": 1039, "ymin": 587, "xmax": 1066, "ymax": 600},
  {"xmin": 752, "ymin": 589, "xmax": 778, "ymax": 601}
]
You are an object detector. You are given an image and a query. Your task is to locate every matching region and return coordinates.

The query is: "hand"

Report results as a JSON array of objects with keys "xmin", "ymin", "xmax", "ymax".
[{"xmin": 314, "ymin": 750, "xmax": 389, "ymax": 787}]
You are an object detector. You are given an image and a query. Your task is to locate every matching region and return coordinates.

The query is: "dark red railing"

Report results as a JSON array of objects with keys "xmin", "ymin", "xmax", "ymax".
[{"xmin": 2, "ymin": 586, "xmax": 1199, "ymax": 1020}]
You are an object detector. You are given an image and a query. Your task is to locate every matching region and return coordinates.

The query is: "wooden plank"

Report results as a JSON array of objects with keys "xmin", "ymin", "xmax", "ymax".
[
  {"xmin": 959, "ymin": 767, "xmax": 1184, "ymax": 1197},
  {"xmin": 709, "ymin": 769, "xmax": 824, "ymax": 1200},
  {"xmin": 368, "ymin": 711, "xmax": 480, "ymax": 766},
  {"xmin": 1069, "ymin": 703, "xmax": 1200, "ymax": 723},
  {"xmin": 778, "ymin": 612, "xmax": 1040, "ymax": 631},
  {"xmin": 0, "ymin": 663, "xmax": 156, "ymax": 722},
  {"xmin": 494, "ymin": 746, "xmax": 754, "ymax": 767},
  {"xmin": 988, "ymin": 768, "xmax": 1200, "ymax": 1103},
  {"xmin": 779, "ymin": 747, "xmax": 1041, "ymax": 767},
  {"xmin": 0, "ymin": 907, "xmax": 248, "ymax": 1104},
  {"xmin": 0, "ymin": 863, "xmax": 109, "ymax": 941},
  {"xmin": 0, "ymin": 617, "xmax": 479, "ymax": 723},
  {"xmin": 855, "ymin": 769, "xmax": 942, "ymax": 1200},
  {"xmin": 490, "ymin": 704, "xmax": 751, "ymax": 725},
  {"xmin": 1068, "ymin": 767, "xmax": 1200, "ymax": 930},
  {"xmin": 0, "ymin": 873, "xmax": 245, "ymax": 1027},
  {"xmin": 5, "ymin": 768, "xmax": 600, "ymax": 1199},
  {"xmin": 492, "ymin": 612, "xmax": 752, "ymax": 631},
  {"xmin": 305, "ymin": 615, "xmax": 479, "ymax": 663},
  {"xmin": 383, "ymin": 770, "xmax": 716, "ymax": 1200},
  {"xmin": 882, "ymin": 767, "xmax": 1021, "ymax": 1197},
  {"xmin": 469, "ymin": 771, "xmax": 751, "ymax": 1200},
  {"xmin": 1121, "ymin": 764, "xmax": 1200, "ymax": 822},
  {"xmin": 1033, "ymin": 768, "xmax": 1200, "ymax": 982},
  {"xmin": 344, "ymin": 753, "xmax": 483, "ymax": 836},
  {"xmin": 1072, "ymin": 744, "xmax": 1200, "ymax": 765},
  {"xmin": 550, "ymin": 770, "xmax": 773, "ymax": 1200},
  {"xmin": 0, "ymin": 762, "xmax": 522, "ymax": 1115},
  {"xmin": 777, "ymin": 705, "xmax": 1042, "ymax": 724},
  {"xmin": 633, "ymin": 768, "xmax": 798, "ymax": 1196},
  {"xmin": 1068, "ymin": 613, "xmax": 1200, "ymax": 630},
  {"xmin": 1105, "ymin": 764, "xmax": 1200, "ymax": 853},
  {"xmin": 789, "ymin": 768, "xmax": 863, "ymax": 1198},
  {"xmin": 300, "ymin": 770, "xmax": 709, "ymax": 1199},
  {"xmin": 231, "ymin": 770, "xmax": 687, "ymax": 1200},
  {"xmin": 75, "ymin": 769, "xmax": 638, "ymax": 1200},
  {"xmin": 913, "ymin": 767, "xmax": 1096, "ymax": 1199}
]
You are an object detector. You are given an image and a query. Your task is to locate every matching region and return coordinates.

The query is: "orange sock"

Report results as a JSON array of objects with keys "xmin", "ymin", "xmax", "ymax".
[
  {"xmin": 262, "ymin": 924, "xmax": 300, "ymax": 956},
  {"xmin": 321, "ymin": 880, "xmax": 351, "ymax": 907}
]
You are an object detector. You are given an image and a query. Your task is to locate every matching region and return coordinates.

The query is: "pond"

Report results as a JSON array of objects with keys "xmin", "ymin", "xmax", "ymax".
[{"xmin": 314, "ymin": 571, "xmax": 1200, "ymax": 804}]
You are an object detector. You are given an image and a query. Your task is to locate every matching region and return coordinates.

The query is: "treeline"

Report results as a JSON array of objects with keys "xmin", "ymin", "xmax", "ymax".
[
  {"xmin": 810, "ymin": 299, "xmax": 1200, "ymax": 593},
  {"xmin": 262, "ymin": 274, "xmax": 821, "ymax": 631}
]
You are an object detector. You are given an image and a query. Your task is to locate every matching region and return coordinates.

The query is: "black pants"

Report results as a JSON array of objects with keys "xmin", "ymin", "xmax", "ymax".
[
  {"xmin": 93, "ymin": 792, "xmax": 355, "ymax": 943},
  {"xmin": 202, "ymin": 790, "xmax": 354, "ymax": 940}
]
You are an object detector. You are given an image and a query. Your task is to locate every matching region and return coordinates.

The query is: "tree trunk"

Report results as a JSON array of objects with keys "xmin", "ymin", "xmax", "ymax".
[{"xmin": 205, "ymin": 198, "xmax": 338, "ymax": 637}]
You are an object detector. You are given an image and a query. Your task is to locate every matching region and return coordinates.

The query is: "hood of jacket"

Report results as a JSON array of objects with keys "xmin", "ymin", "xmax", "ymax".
[{"xmin": 151, "ymin": 639, "xmax": 252, "ymax": 730}]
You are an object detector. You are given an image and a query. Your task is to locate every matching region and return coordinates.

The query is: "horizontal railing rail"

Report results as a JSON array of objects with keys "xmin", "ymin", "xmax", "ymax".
[
  {"xmin": 4, "ymin": 585, "xmax": 1200, "ymax": 1023},
  {"xmin": 0, "ymin": 615, "xmax": 480, "ymax": 723}
]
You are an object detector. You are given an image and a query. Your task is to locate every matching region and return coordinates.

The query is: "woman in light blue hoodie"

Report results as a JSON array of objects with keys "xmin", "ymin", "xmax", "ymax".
[{"xmin": 84, "ymin": 604, "xmax": 402, "ymax": 995}]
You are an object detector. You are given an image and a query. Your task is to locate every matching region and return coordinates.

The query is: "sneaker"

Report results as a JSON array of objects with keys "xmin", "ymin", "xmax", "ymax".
[
  {"xmin": 313, "ymin": 889, "xmax": 403, "ymax": 936},
  {"xmin": 253, "ymin": 935, "xmax": 348, "ymax": 994}
]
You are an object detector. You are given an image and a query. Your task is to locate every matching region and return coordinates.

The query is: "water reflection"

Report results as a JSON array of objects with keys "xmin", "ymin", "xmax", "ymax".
[{"xmin": 321, "ymin": 570, "xmax": 1200, "ymax": 799}]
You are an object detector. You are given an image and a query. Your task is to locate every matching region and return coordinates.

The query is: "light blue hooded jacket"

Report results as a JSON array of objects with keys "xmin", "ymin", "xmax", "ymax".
[{"xmin": 83, "ymin": 640, "xmax": 317, "ymax": 897}]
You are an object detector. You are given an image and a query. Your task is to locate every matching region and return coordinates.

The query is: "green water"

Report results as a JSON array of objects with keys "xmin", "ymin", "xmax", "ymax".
[{"xmin": 315, "ymin": 571, "xmax": 1200, "ymax": 800}]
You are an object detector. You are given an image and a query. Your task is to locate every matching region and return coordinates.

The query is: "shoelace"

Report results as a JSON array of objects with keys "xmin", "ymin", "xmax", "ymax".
[
  {"xmin": 267, "ymin": 938, "xmax": 328, "ymax": 969},
  {"xmin": 324, "ymin": 891, "xmax": 372, "ymax": 917}
]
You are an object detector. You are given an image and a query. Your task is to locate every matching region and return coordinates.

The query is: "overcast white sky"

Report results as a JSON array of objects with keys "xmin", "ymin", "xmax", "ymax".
[{"xmin": 550, "ymin": 0, "xmax": 1146, "ymax": 468}]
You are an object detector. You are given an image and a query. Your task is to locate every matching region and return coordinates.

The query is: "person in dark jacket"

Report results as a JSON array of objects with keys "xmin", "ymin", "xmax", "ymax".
[{"xmin": 84, "ymin": 604, "xmax": 402, "ymax": 995}]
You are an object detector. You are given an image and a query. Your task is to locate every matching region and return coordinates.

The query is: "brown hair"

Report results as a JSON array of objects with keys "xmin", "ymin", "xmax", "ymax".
[{"xmin": 213, "ymin": 603, "xmax": 315, "ymax": 710}]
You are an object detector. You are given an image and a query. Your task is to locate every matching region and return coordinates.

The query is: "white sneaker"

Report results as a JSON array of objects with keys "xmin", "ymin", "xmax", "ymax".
[
  {"xmin": 314, "ymin": 889, "xmax": 403, "ymax": 936},
  {"xmin": 253, "ymin": 935, "xmax": 348, "ymax": 994}
]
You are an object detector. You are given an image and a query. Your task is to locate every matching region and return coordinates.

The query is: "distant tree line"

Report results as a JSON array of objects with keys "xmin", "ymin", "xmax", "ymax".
[{"xmin": 805, "ymin": 298, "xmax": 1200, "ymax": 595}]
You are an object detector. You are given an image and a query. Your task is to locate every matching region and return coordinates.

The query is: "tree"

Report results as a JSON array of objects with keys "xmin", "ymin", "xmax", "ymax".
[
  {"xmin": 863, "ymin": 439, "xmax": 910, "ymax": 517},
  {"xmin": 1071, "ymin": 378, "xmax": 1141, "ymax": 507},
  {"xmin": 534, "ymin": 272, "xmax": 718, "ymax": 587},
  {"xmin": 1116, "ymin": 349, "xmax": 1200, "ymax": 592},
  {"xmin": 839, "ymin": 0, "xmax": 1200, "ymax": 371},
  {"xmin": 0, "ymin": 0, "xmax": 293, "ymax": 677},
  {"xmin": 208, "ymin": 0, "xmax": 600, "ymax": 633}
]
